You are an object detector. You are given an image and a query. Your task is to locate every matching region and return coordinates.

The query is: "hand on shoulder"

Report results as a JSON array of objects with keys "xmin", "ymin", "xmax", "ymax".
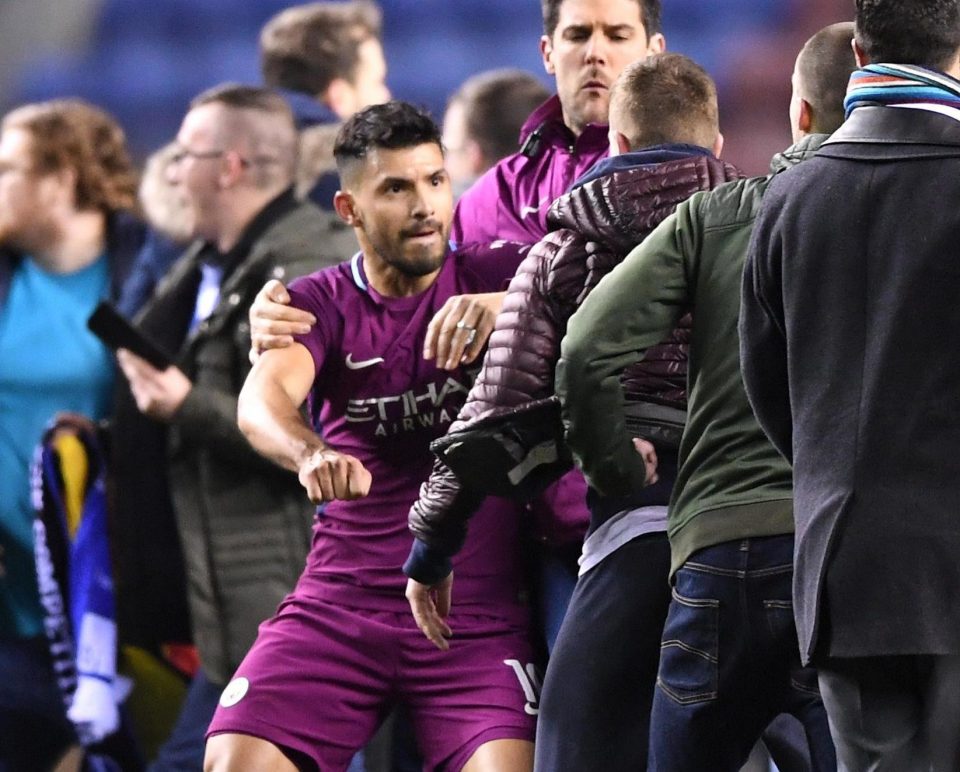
[{"xmin": 248, "ymin": 279, "xmax": 316, "ymax": 364}]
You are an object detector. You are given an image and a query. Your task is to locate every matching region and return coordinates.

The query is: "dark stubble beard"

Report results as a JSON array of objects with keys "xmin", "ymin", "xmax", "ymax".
[
  {"xmin": 386, "ymin": 247, "xmax": 446, "ymax": 277},
  {"xmin": 372, "ymin": 221, "xmax": 449, "ymax": 278}
]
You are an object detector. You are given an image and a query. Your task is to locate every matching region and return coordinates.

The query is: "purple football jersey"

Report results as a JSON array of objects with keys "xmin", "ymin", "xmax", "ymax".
[{"xmin": 287, "ymin": 242, "xmax": 530, "ymax": 622}]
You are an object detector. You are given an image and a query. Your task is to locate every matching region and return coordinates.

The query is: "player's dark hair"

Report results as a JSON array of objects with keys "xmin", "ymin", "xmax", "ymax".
[{"xmin": 334, "ymin": 100, "xmax": 441, "ymax": 179}]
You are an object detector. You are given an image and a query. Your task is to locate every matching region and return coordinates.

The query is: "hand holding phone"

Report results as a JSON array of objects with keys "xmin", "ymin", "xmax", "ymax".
[{"xmin": 87, "ymin": 302, "xmax": 173, "ymax": 370}]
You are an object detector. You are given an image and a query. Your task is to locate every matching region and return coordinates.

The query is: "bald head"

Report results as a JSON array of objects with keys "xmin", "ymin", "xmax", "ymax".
[{"xmin": 793, "ymin": 22, "xmax": 858, "ymax": 137}]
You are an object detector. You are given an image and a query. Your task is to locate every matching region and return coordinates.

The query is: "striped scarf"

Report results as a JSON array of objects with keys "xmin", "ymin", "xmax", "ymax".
[{"xmin": 844, "ymin": 63, "xmax": 960, "ymax": 118}]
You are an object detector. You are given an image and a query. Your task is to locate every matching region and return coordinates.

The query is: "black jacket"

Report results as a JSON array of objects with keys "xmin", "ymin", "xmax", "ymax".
[
  {"xmin": 741, "ymin": 107, "xmax": 960, "ymax": 664},
  {"xmin": 116, "ymin": 194, "xmax": 356, "ymax": 682}
]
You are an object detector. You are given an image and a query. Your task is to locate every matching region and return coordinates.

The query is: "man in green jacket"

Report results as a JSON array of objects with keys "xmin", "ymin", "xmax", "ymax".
[{"xmin": 555, "ymin": 23, "xmax": 854, "ymax": 771}]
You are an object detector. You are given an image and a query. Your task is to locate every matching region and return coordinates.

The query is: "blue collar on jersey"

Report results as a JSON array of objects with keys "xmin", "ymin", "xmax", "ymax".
[
  {"xmin": 351, "ymin": 251, "xmax": 366, "ymax": 291},
  {"xmin": 350, "ymin": 241, "xmax": 459, "ymax": 293}
]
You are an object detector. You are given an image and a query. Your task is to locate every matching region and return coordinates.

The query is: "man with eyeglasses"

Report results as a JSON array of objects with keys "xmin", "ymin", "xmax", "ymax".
[{"xmin": 115, "ymin": 83, "xmax": 356, "ymax": 772}]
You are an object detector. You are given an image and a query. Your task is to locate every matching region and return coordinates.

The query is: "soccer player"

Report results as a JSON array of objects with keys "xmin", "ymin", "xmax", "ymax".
[{"xmin": 204, "ymin": 101, "xmax": 537, "ymax": 772}]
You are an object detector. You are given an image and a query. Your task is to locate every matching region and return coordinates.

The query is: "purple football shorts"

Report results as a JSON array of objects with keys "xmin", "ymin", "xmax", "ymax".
[{"xmin": 207, "ymin": 593, "xmax": 538, "ymax": 771}]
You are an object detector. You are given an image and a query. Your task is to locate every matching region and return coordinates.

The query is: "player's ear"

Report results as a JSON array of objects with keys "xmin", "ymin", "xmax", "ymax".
[{"xmin": 334, "ymin": 191, "xmax": 360, "ymax": 226}]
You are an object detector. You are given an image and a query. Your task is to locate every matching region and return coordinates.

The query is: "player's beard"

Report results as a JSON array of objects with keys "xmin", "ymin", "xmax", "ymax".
[
  {"xmin": 389, "ymin": 246, "xmax": 445, "ymax": 277},
  {"xmin": 374, "ymin": 220, "xmax": 449, "ymax": 278}
]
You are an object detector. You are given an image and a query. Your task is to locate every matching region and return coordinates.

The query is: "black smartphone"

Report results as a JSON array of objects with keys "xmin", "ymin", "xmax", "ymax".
[{"xmin": 87, "ymin": 301, "xmax": 173, "ymax": 370}]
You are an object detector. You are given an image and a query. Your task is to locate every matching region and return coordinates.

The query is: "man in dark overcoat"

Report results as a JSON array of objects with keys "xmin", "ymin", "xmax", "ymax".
[{"xmin": 740, "ymin": 1, "xmax": 960, "ymax": 768}]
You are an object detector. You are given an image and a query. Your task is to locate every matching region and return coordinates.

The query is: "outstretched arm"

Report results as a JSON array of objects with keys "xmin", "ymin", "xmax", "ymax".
[
  {"xmin": 238, "ymin": 343, "xmax": 370, "ymax": 502},
  {"xmin": 250, "ymin": 275, "xmax": 509, "ymax": 373}
]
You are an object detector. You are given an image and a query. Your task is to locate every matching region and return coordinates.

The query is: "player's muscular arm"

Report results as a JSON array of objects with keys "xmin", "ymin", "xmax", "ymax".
[
  {"xmin": 238, "ymin": 343, "xmax": 321, "ymax": 469},
  {"xmin": 238, "ymin": 344, "xmax": 371, "ymax": 503}
]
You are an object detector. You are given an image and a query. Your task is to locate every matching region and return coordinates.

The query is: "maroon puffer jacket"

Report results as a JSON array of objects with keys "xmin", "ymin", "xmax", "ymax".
[{"xmin": 408, "ymin": 152, "xmax": 742, "ymax": 562}]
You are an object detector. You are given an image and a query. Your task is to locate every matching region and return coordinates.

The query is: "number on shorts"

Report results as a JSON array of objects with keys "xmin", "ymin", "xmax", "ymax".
[{"xmin": 503, "ymin": 659, "xmax": 541, "ymax": 716}]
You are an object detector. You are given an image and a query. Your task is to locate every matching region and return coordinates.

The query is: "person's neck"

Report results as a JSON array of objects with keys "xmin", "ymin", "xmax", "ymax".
[
  {"xmin": 562, "ymin": 108, "xmax": 584, "ymax": 138},
  {"xmin": 32, "ymin": 209, "xmax": 107, "ymax": 273},
  {"xmin": 361, "ymin": 249, "xmax": 440, "ymax": 298},
  {"xmin": 215, "ymin": 189, "xmax": 280, "ymax": 254}
]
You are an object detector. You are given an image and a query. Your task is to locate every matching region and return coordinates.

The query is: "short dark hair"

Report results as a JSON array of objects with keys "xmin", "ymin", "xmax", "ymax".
[
  {"xmin": 260, "ymin": 1, "xmax": 382, "ymax": 97},
  {"xmin": 541, "ymin": 0, "xmax": 661, "ymax": 38},
  {"xmin": 449, "ymin": 69, "xmax": 550, "ymax": 165},
  {"xmin": 797, "ymin": 22, "xmax": 858, "ymax": 135},
  {"xmin": 610, "ymin": 53, "xmax": 718, "ymax": 150},
  {"xmin": 334, "ymin": 100, "xmax": 442, "ymax": 180},
  {"xmin": 855, "ymin": 0, "xmax": 960, "ymax": 70}
]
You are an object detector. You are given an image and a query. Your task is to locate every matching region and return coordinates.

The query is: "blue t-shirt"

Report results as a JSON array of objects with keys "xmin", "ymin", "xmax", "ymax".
[{"xmin": 0, "ymin": 255, "xmax": 114, "ymax": 638}]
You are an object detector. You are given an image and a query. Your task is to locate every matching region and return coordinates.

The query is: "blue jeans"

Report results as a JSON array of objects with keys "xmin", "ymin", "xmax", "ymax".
[
  {"xmin": 535, "ymin": 532, "xmax": 672, "ymax": 772},
  {"xmin": 648, "ymin": 535, "xmax": 836, "ymax": 772}
]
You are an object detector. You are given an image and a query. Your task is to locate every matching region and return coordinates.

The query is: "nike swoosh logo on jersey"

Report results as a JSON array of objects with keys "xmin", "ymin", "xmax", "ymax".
[
  {"xmin": 345, "ymin": 353, "xmax": 385, "ymax": 370},
  {"xmin": 520, "ymin": 205, "xmax": 540, "ymax": 218}
]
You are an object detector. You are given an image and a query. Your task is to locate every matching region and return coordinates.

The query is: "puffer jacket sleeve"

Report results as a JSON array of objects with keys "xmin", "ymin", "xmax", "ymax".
[
  {"xmin": 407, "ymin": 229, "xmax": 592, "ymax": 569},
  {"xmin": 456, "ymin": 230, "xmax": 585, "ymax": 424}
]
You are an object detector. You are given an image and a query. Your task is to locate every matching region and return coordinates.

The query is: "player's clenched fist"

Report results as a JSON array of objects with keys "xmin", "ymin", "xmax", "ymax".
[{"xmin": 298, "ymin": 449, "xmax": 372, "ymax": 503}]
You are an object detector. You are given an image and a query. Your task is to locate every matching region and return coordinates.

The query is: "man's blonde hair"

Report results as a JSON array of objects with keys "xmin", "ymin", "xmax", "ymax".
[{"xmin": 610, "ymin": 53, "xmax": 719, "ymax": 151}]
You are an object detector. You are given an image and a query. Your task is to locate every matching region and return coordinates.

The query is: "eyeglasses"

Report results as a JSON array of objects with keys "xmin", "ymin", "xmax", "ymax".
[
  {"xmin": 168, "ymin": 147, "xmax": 228, "ymax": 166},
  {"xmin": 168, "ymin": 146, "xmax": 281, "ymax": 168}
]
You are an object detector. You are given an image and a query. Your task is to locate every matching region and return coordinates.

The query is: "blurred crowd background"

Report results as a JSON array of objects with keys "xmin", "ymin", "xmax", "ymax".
[{"xmin": 0, "ymin": 0, "xmax": 851, "ymax": 176}]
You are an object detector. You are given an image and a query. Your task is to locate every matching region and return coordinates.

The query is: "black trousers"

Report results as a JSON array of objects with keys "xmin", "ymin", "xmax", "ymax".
[
  {"xmin": 533, "ymin": 531, "xmax": 673, "ymax": 772},
  {"xmin": 818, "ymin": 655, "xmax": 960, "ymax": 771}
]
